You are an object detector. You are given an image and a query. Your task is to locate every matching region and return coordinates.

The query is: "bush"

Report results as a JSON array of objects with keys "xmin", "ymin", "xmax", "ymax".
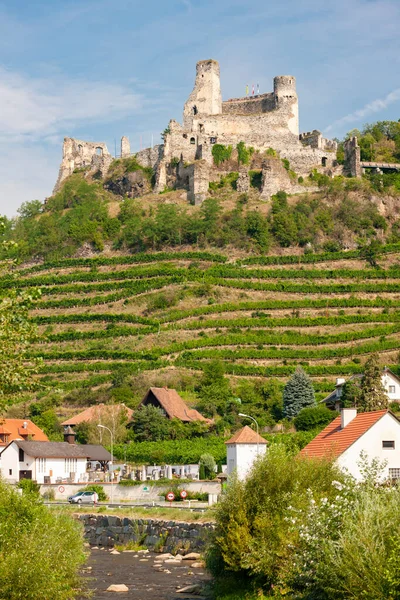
[
  {"xmin": 199, "ymin": 453, "xmax": 217, "ymax": 479},
  {"xmin": 294, "ymin": 406, "xmax": 337, "ymax": 431},
  {"xmin": 79, "ymin": 484, "xmax": 107, "ymax": 501},
  {"xmin": 0, "ymin": 479, "xmax": 85, "ymax": 599},
  {"xmin": 16, "ymin": 479, "xmax": 41, "ymax": 495},
  {"xmin": 212, "ymin": 144, "xmax": 233, "ymax": 166}
]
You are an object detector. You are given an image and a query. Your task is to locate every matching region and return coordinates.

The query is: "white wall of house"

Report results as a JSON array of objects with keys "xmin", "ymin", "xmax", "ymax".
[
  {"xmin": 382, "ymin": 372, "xmax": 400, "ymax": 402},
  {"xmin": 0, "ymin": 443, "xmax": 88, "ymax": 484},
  {"xmin": 338, "ymin": 412, "xmax": 400, "ymax": 481},
  {"xmin": 226, "ymin": 443, "xmax": 266, "ymax": 480}
]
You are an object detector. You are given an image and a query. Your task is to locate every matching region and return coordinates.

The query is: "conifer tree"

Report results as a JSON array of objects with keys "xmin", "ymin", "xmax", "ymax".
[
  {"xmin": 359, "ymin": 354, "xmax": 388, "ymax": 412},
  {"xmin": 283, "ymin": 366, "xmax": 316, "ymax": 419}
]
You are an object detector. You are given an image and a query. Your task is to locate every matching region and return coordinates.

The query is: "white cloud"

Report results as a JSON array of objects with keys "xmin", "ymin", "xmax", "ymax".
[
  {"xmin": 0, "ymin": 67, "xmax": 144, "ymax": 143},
  {"xmin": 325, "ymin": 88, "xmax": 400, "ymax": 133}
]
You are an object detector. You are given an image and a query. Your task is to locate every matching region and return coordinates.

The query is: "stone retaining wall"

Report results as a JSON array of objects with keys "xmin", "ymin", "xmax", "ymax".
[{"xmin": 79, "ymin": 514, "xmax": 215, "ymax": 553}]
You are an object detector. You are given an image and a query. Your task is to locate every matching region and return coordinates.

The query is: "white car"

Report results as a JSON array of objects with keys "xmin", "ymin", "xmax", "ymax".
[{"xmin": 68, "ymin": 491, "xmax": 97, "ymax": 504}]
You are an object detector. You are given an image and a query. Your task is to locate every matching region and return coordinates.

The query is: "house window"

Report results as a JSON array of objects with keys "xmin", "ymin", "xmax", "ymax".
[
  {"xmin": 65, "ymin": 458, "xmax": 77, "ymax": 473},
  {"xmin": 37, "ymin": 458, "xmax": 46, "ymax": 473},
  {"xmin": 19, "ymin": 448, "xmax": 24, "ymax": 462},
  {"xmin": 9, "ymin": 469, "xmax": 12, "ymax": 476},
  {"xmin": 389, "ymin": 468, "xmax": 400, "ymax": 480},
  {"xmin": 389, "ymin": 385, "xmax": 396, "ymax": 394},
  {"xmin": 383, "ymin": 441, "xmax": 395, "ymax": 449}
]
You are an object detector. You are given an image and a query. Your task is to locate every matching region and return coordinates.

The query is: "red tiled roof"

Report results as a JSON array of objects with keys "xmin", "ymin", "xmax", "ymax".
[
  {"xmin": 62, "ymin": 403, "xmax": 134, "ymax": 427},
  {"xmin": 225, "ymin": 425, "xmax": 268, "ymax": 445},
  {"xmin": 141, "ymin": 388, "xmax": 210, "ymax": 423},
  {"xmin": 0, "ymin": 419, "xmax": 48, "ymax": 446},
  {"xmin": 300, "ymin": 410, "xmax": 389, "ymax": 459}
]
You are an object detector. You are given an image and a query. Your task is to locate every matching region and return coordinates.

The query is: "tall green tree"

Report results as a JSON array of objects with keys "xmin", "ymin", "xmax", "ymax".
[
  {"xmin": 283, "ymin": 366, "xmax": 316, "ymax": 419},
  {"xmin": 359, "ymin": 354, "xmax": 388, "ymax": 412}
]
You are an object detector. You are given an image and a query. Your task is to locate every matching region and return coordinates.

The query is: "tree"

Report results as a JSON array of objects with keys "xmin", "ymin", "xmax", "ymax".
[
  {"xmin": 294, "ymin": 406, "xmax": 337, "ymax": 432},
  {"xmin": 341, "ymin": 380, "xmax": 362, "ymax": 408},
  {"xmin": 130, "ymin": 405, "xmax": 171, "ymax": 442},
  {"xmin": 197, "ymin": 360, "xmax": 233, "ymax": 417},
  {"xmin": 359, "ymin": 239, "xmax": 382, "ymax": 268},
  {"xmin": 199, "ymin": 453, "xmax": 216, "ymax": 479},
  {"xmin": 283, "ymin": 366, "xmax": 316, "ymax": 419},
  {"xmin": 359, "ymin": 354, "xmax": 388, "ymax": 412}
]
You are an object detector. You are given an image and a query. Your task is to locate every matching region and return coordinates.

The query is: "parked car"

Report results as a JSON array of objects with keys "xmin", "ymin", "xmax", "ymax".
[{"xmin": 68, "ymin": 491, "xmax": 98, "ymax": 504}]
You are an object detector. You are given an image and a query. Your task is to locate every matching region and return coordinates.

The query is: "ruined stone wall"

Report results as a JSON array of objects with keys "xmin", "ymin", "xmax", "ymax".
[
  {"xmin": 222, "ymin": 93, "xmax": 275, "ymax": 115},
  {"xmin": 53, "ymin": 137, "xmax": 112, "ymax": 193},
  {"xmin": 121, "ymin": 136, "xmax": 131, "ymax": 158},
  {"xmin": 344, "ymin": 137, "xmax": 362, "ymax": 178},
  {"xmin": 260, "ymin": 157, "xmax": 316, "ymax": 200},
  {"xmin": 300, "ymin": 130, "xmax": 337, "ymax": 153},
  {"xmin": 135, "ymin": 144, "xmax": 164, "ymax": 170},
  {"xmin": 79, "ymin": 514, "xmax": 215, "ymax": 552}
]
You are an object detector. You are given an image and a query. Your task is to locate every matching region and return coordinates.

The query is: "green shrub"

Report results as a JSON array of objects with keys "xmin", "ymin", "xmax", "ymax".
[
  {"xmin": 17, "ymin": 479, "xmax": 41, "ymax": 495},
  {"xmin": 79, "ymin": 484, "xmax": 107, "ymax": 501},
  {"xmin": 0, "ymin": 479, "xmax": 85, "ymax": 599},
  {"xmin": 212, "ymin": 144, "xmax": 233, "ymax": 166},
  {"xmin": 294, "ymin": 406, "xmax": 337, "ymax": 431}
]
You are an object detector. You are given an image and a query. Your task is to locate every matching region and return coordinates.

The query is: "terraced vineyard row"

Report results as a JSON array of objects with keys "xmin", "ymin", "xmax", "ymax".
[{"xmin": 14, "ymin": 248, "xmax": 400, "ymax": 401}]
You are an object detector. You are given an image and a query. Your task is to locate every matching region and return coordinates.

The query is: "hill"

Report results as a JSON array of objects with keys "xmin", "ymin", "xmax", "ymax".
[{"xmin": 2, "ymin": 120, "xmax": 400, "ymax": 445}]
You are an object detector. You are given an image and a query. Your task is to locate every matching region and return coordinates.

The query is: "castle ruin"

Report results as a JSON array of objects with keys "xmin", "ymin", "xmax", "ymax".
[{"xmin": 54, "ymin": 59, "xmax": 340, "ymax": 202}]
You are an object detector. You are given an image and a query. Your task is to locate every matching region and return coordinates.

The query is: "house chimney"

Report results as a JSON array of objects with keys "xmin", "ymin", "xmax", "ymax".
[
  {"xmin": 23, "ymin": 421, "xmax": 27, "ymax": 429},
  {"xmin": 341, "ymin": 408, "xmax": 357, "ymax": 429},
  {"xmin": 64, "ymin": 426, "xmax": 76, "ymax": 444},
  {"xmin": 336, "ymin": 378, "xmax": 345, "ymax": 386}
]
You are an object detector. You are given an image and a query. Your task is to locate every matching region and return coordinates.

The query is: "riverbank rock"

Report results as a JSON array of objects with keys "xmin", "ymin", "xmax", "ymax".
[
  {"xmin": 182, "ymin": 553, "xmax": 201, "ymax": 561},
  {"xmin": 106, "ymin": 583, "xmax": 129, "ymax": 592}
]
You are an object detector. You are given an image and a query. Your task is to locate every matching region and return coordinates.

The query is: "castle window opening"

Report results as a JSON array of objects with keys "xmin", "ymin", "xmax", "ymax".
[
  {"xmin": 210, "ymin": 137, "xmax": 217, "ymax": 144},
  {"xmin": 199, "ymin": 124, "xmax": 204, "ymax": 133},
  {"xmin": 322, "ymin": 157, "xmax": 327, "ymax": 167},
  {"xmin": 95, "ymin": 147, "xmax": 103, "ymax": 156},
  {"xmin": 190, "ymin": 137, "xmax": 196, "ymax": 145},
  {"xmin": 78, "ymin": 144, "xmax": 83, "ymax": 153},
  {"xmin": 193, "ymin": 106, "xmax": 198, "ymax": 115},
  {"xmin": 183, "ymin": 134, "xmax": 187, "ymax": 139}
]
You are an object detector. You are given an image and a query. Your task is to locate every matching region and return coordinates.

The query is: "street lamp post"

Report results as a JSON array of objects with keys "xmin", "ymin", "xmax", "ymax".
[
  {"xmin": 98, "ymin": 424, "xmax": 114, "ymax": 505},
  {"xmin": 238, "ymin": 413, "xmax": 260, "ymax": 456}
]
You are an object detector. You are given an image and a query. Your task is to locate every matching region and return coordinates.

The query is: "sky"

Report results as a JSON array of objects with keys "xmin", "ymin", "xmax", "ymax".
[{"xmin": 0, "ymin": 0, "xmax": 399, "ymax": 216}]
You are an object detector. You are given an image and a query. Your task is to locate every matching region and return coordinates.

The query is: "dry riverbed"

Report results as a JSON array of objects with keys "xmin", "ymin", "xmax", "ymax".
[{"xmin": 81, "ymin": 548, "xmax": 211, "ymax": 599}]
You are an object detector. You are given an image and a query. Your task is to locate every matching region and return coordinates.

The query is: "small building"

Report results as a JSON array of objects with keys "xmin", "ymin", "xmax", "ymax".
[
  {"xmin": 0, "ymin": 428, "xmax": 112, "ymax": 484},
  {"xmin": 300, "ymin": 408, "xmax": 400, "ymax": 482},
  {"xmin": 139, "ymin": 387, "xmax": 210, "ymax": 422},
  {"xmin": 0, "ymin": 419, "xmax": 48, "ymax": 448},
  {"xmin": 225, "ymin": 425, "xmax": 268, "ymax": 480},
  {"xmin": 61, "ymin": 403, "xmax": 134, "ymax": 429},
  {"xmin": 322, "ymin": 368, "xmax": 400, "ymax": 411}
]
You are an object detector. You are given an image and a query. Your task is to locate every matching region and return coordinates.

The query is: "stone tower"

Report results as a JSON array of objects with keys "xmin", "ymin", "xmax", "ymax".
[
  {"xmin": 121, "ymin": 136, "xmax": 130, "ymax": 158},
  {"xmin": 273, "ymin": 76, "xmax": 299, "ymax": 136},
  {"xmin": 183, "ymin": 59, "xmax": 222, "ymax": 129}
]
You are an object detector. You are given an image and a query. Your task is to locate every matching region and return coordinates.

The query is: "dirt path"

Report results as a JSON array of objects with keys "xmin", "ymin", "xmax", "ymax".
[{"xmin": 82, "ymin": 549, "xmax": 211, "ymax": 599}]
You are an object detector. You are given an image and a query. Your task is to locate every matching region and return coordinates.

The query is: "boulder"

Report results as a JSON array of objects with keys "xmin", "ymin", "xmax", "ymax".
[
  {"xmin": 104, "ymin": 170, "xmax": 152, "ymax": 198},
  {"xmin": 191, "ymin": 561, "xmax": 205, "ymax": 568},
  {"xmin": 106, "ymin": 584, "xmax": 129, "ymax": 592},
  {"xmin": 182, "ymin": 553, "xmax": 201, "ymax": 561}
]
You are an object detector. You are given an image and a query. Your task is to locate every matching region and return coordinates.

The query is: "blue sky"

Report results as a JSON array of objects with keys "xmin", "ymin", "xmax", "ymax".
[{"xmin": 0, "ymin": 0, "xmax": 399, "ymax": 216}]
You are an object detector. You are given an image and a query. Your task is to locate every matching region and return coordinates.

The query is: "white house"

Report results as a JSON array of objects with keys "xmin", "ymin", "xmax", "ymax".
[
  {"xmin": 301, "ymin": 408, "xmax": 400, "ymax": 481},
  {"xmin": 322, "ymin": 368, "xmax": 400, "ymax": 411},
  {"xmin": 225, "ymin": 425, "xmax": 268, "ymax": 480},
  {"xmin": 0, "ymin": 440, "xmax": 112, "ymax": 485}
]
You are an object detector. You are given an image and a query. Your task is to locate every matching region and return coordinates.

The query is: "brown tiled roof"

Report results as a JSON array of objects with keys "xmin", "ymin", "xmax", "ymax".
[
  {"xmin": 225, "ymin": 425, "xmax": 268, "ymax": 445},
  {"xmin": 0, "ymin": 419, "xmax": 48, "ymax": 446},
  {"xmin": 300, "ymin": 410, "xmax": 390, "ymax": 459},
  {"xmin": 62, "ymin": 403, "xmax": 133, "ymax": 427},
  {"xmin": 141, "ymin": 388, "xmax": 209, "ymax": 422},
  {"xmin": 7, "ymin": 441, "xmax": 90, "ymax": 458}
]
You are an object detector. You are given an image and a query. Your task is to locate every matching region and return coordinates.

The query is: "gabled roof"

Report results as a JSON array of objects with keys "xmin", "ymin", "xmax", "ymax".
[
  {"xmin": 62, "ymin": 403, "xmax": 133, "ymax": 427},
  {"xmin": 0, "ymin": 419, "xmax": 48, "ymax": 445},
  {"xmin": 225, "ymin": 425, "xmax": 268, "ymax": 445},
  {"xmin": 141, "ymin": 388, "xmax": 209, "ymax": 423},
  {"xmin": 0, "ymin": 440, "xmax": 111, "ymax": 460},
  {"xmin": 4, "ymin": 441, "xmax": 90, "ymax": 458},
  {"xmin": 300, "ymin": 410, "xmax": 391, "ymax": 459}
]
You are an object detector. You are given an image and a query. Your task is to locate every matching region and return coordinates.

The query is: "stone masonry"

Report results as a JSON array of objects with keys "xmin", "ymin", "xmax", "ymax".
[
  {"xmin": 79, "ymin": 514, "xmax": 215, "ymax": 553},
  {"xmin": 54, "ymin": 58, "xmax": 340, "ymax": 202}
]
